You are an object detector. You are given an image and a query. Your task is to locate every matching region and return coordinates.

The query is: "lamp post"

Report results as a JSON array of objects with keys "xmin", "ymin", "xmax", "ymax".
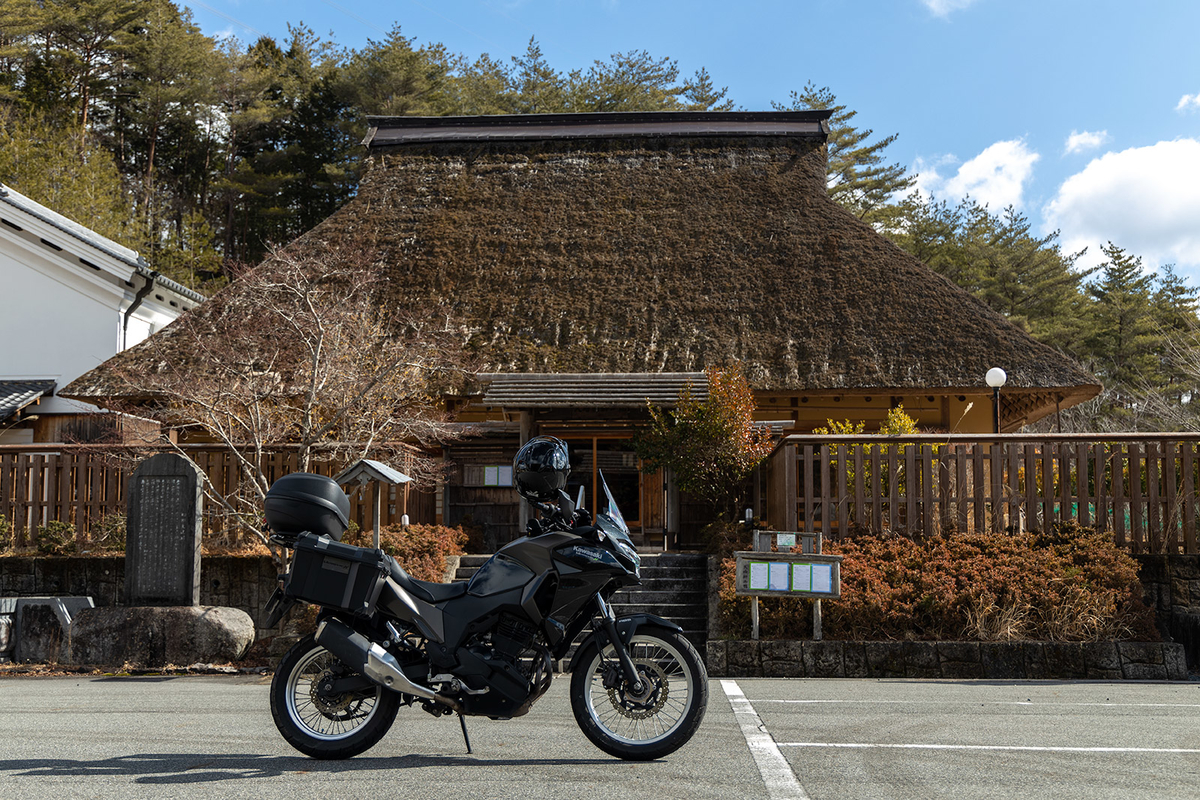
[{"xmin": 985, "ymin": 367, "xmax": 1007, "ymax": 434}]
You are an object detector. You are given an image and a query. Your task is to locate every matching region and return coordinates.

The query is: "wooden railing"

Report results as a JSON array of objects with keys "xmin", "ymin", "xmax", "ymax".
[
  {"xmin": 765, "ymin": 434, "xmax": 1200, "ymax": 555},
  {"xmin": 0, "ymin": 444, "xmax": 434, "ymax": 548}
]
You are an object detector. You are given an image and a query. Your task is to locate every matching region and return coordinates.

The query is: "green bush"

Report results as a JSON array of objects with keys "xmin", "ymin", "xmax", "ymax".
[
  {"xmin": 35, "ymin": 520, "xmax": 76, "ymax": 556},
  {"xmin": 718, "ymin": 523, "xmax": 1159, "ymax": 642},
  {"xmin": 0, "ymin": 514, "xmax": 11, "ymax": 551},
  {"xmin": 90, "ymin": 513, "xmax": 127, "ymax": 552}
]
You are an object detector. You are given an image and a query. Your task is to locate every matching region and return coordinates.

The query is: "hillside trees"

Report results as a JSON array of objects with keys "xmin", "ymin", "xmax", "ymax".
[{"xmin": 0, "ymin": 5, "xmax": 733, "ymax": 288}]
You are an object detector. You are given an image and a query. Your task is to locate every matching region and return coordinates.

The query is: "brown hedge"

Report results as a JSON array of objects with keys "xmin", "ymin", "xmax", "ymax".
[{"xmin": 718, "ymin": 523, "xmax": 1159, "ymax": 642}]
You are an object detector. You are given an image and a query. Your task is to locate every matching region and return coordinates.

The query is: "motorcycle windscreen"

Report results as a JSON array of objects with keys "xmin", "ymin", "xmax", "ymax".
[{"xmin": 595, "ymin": 469, "xmax": 633, "ymax": 545}]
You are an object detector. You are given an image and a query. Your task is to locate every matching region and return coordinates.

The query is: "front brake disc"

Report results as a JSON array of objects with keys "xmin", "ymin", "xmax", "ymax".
[{"xmin": 607, "ymin": 659, "xmax": 669, "ymax": 720}]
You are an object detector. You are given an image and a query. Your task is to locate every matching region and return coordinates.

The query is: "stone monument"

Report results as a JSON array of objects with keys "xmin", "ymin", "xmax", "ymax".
[
  {"xmin": 64, "ymin": 452, "xmax": 256, "ymax": 667},
  {"xmin": 124, "ymin": 453, "xmax": 204, "ymax": 606}
]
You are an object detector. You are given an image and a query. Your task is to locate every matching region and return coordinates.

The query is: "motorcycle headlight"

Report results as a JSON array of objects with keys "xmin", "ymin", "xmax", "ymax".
[{"xmin": 616, "ymin": 541, "xmax": 640, "ymax": 578}]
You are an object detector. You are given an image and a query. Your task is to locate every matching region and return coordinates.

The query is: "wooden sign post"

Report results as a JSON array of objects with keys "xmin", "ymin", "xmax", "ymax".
[{"xmin": 736, "ymin": 530, "xmax": 842, "ymax": 640}]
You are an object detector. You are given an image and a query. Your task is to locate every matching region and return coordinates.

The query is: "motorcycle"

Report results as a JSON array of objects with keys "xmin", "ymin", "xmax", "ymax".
[{"xmin": 262, "ymin": 457, "xmax": 708, "ymax": 761}]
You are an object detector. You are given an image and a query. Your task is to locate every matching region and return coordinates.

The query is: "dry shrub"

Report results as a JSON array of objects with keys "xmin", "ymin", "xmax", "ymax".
[
  {"xmin": 344, "ymin": 523, "xmax": 467, "ymax": 582},
  {"xmin": 718, "ymin": 522, "xmax": 1159, "ymax": 642}
]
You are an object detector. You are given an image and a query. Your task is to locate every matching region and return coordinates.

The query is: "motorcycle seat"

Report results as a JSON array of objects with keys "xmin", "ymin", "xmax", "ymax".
[{"xmin": 384, "ymin": 555, "xmax": 468, "ymax": 604}]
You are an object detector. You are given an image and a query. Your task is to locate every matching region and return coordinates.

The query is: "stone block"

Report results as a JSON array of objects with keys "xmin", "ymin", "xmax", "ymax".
[
  {"xmin": 1164, "ymin": 644, "xmax": 1188, "ymax": 681},
  {"xmin": 67, "ymin": 606, "xmax": 254, "ymax": 667},
  {"xmin": 938, "ymin": 642, "xmax": 982, "ymax": 678},
  {"xmin": 726, "ymin": 641, "xmax": 762, "ymax": 677},
  {"xmin": 1118, "ymin": 642, "xmax": 1164, "ymax": 665},
  {"xmin": 1122, "ymin": 661, "xmax": 1168, "ymax": 681},
  {"xmin": 981, "ymin": 642, "xmax": 1025, "ymax": 679},
  {"xmin": 865, "ymin": 641, "xmax": 906, "ymax": 678},
  {"xmin": 706, "ymin": 640, "xmax": 727, "ymax": 677},
  {"xmin": 1023, "ymin": 643, "xmax": 1048, "ymax": 679},
  {"xmin": 803, "ymin": 641, "xmax": 845, "ymax": 678},
  {"xmin": 11, "ymin": 597, "xmax": 95, "ymax": 664},
  {"xmin": 1082, "ymin": 642, "xmax": 1122, "ymax": 678},
  {"xmin": 15, "ymin": 604, "xmax": 64, "ymax": 663},
  {"xmin": 760, "ymin": 640, "xmax": 804, "ymax": 677},
  {"xmin": 902, "ymin": 642, "xmax": 940, "ymax": 678},
  {"xmin": 843, "ymin": 642, "xmax": 868, "ymax": 678},
  {"xmin": 1044, "ymin": 642, "xmax": 1086, "ymax": 679}
]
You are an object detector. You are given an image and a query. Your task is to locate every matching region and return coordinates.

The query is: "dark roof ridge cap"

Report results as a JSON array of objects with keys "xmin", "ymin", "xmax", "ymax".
[{"xmin": 365, "ymin": 110, "xmax": 834, "ymax": 128}]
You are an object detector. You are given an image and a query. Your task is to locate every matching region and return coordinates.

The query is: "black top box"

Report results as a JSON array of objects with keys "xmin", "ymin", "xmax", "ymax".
[{"xmin": 265, "ymin": 473, "xmax": 351, "ymax": 542}]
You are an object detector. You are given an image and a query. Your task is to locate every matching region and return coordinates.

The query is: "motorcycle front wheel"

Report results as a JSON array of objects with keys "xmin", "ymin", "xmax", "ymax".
[
  {"xmin": 270, "ymin": 633, "xmax": 400, "ymax": 759},
  {"xmin": 570, "ymin": 625, "xmax": 708, "ymax": 761}
]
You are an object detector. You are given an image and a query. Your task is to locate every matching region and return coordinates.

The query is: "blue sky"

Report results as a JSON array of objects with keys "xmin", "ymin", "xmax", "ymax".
[{"xmin": 187, "ymin": 0, "xmax": 1200, "ymax": 284}]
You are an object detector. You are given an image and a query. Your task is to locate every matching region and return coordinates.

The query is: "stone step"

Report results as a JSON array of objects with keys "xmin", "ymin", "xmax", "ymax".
[{"xmin": 611, "ymin": 589, "xmax": 708, "ymax": 605}]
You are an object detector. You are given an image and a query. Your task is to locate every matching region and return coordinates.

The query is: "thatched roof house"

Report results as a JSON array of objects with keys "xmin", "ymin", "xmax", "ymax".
[{"xmin": 65, "ymin": 111, "xmax": 1100, "ymax": 545}]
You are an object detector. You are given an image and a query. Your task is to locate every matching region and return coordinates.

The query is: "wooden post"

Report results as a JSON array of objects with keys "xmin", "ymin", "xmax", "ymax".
[{"xmin": 373, "ymin": 482, "xmax": 382, "ymax": 550}]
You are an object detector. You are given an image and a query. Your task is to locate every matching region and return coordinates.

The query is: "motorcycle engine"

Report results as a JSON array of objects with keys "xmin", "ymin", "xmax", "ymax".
[{"xmin": 458, "ymin": 613, "xmax": 552, "ymax": 717}]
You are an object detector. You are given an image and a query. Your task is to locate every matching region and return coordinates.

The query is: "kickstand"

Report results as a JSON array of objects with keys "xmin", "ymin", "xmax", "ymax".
[{"xmin": 458, "ymin": 712, "xmax": 473, "ymax": 754}]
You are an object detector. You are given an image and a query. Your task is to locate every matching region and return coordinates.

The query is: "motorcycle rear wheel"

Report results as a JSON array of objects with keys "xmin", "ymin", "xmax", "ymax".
[
  {"xmin": 270, "ymin": 633, "xmax": 400, "ymax": 759},
  {"xmin": 570, "ymin": 625, "xmax": 708, "ymax": 761}
]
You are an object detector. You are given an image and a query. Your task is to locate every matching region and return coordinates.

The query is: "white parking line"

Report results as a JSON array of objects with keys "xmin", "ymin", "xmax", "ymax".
[
  {"xmin": 721, "ymin": 680, "xmax": 811, "ymax": 800},
  {"xmin": 777, "ymin": 742, "xmax": 1200, "ymax": 754},
  {"xmin": 755, "ymin": 700, "xmax": 1200, "ymax": 709}
]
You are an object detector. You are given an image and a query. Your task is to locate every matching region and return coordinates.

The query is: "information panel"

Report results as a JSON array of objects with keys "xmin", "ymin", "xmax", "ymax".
[{"xmin": 734, "ymin": 551, "xmax": 842, "ymax": 599}]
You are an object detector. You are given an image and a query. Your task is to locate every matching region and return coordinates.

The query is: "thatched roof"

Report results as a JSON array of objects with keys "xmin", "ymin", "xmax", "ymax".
[{"xmin": 64, "ymin": 111, "xmax": 1099, "ymax": 412}]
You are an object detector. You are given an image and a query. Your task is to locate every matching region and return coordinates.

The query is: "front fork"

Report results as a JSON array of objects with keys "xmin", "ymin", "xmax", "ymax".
[{"xmin": 594, "ymin": 595, "xmax": 645, "ymax": 695}]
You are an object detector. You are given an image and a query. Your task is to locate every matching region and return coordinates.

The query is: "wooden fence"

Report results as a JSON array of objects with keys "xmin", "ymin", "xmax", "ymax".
[
  {"xmin": 0, "ymin": 444, "xmax": 434, "ymax": 548},
  {"xmin": 766, "ymin": 434, "xmax": 1200, "ymax": 555}
]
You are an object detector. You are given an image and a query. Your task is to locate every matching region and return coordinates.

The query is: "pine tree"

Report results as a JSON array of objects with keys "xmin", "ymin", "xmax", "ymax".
[
  {"xmin": 1084, "ymin": 242, "xmax": 1161, "ymax": 393},
  {"xmin": 566, "ymin": 50, "xmax": 683, "ymax": 112},
  {"xmin": 682, "ymin": 67, "xmax": 734, "ymax": 111},
  {"xmin": 509, "ymin": 38, "xmax": 566, "ymax": 114},
  {"xmin": 774, "ymin": 83, "xmax": 914, "ymax": 226}
]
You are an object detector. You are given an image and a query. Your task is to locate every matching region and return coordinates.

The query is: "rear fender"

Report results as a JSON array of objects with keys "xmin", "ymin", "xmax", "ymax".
[{"xmin": 566, "ymin": 613, "xmax": 683, "ymax": 674}]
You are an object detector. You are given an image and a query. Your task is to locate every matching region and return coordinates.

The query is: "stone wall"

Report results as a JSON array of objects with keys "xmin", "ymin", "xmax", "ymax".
[
  {"xmin": 708, "ymin": 639, "xmax": 1190, "ymax": 681},
  {"xmin": 1135, "ymin": 554, "xmax": 1200, "ymax": 670},
  {"xmin": 0, "ymin": 555, "xmax": 281, "ymax": 638}
]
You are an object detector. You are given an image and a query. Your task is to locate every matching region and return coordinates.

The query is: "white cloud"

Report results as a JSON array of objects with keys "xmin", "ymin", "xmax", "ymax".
[
  {"xmin": 1044, "ymin": 139, "xmax": 1200, "ymax": 274},
  {"xmin": 1177, "ymin": 93, "xmax": 1200, "ymax": 112},
  {"xmin": 1064, "ymin": 130, "xmax": 1108, "ymax": 155},
  {"xmin": 914, "ymin": 139, "xmax": 1040, "ymax": 210},
  {"xmin": 921, "ymin": 0, "xmax": 980, "ymax": 17}
]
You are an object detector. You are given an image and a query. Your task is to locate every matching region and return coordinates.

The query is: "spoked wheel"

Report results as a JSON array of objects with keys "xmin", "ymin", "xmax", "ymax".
[
  {"xmin": 269, "ymin": 634, "xmax": 400, "ymax": 759},
  {"xmin": 570, "ymin": 625, "xmax": 708, "ymax": 760}
]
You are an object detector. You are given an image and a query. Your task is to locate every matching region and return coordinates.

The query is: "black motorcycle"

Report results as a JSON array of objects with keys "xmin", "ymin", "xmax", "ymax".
[{"xmin": 262, "ymin": 440, "xmax": 708, "ymax": 761}]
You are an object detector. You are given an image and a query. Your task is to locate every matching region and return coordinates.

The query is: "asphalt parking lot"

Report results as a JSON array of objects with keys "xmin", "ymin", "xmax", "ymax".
[{"xmin": 0, "ymin": 674, "xmax": 1197, "ymax": 799}]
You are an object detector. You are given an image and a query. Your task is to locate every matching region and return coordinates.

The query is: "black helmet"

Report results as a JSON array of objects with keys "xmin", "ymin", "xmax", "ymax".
[{"xmin": 513, "ymin": 436, "xmax": 571, "ymax": 501}]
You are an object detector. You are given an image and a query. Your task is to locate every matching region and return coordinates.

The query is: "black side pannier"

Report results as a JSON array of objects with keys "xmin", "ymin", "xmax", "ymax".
[{"xmin": 285, "ymin": 532, "xmax": 388, "ymax": 616}]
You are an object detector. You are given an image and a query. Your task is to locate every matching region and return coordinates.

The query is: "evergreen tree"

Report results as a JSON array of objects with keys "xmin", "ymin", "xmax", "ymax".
[
  {"xmin": 338, "ymin": 26, "xmax": 454, "ymax": 117},
  {"xmin": 509, "ymin": 38, "xmax": 566, "ymax": 114},
  {"xmin": 0, "ymin": 106, "xmax": 135, "ymax": 246},
  {"xmin": 565, "ymin": 50, "xmax": 683, "ymax": 111},
  {"xmin": 774, "ymin": 83, "xmax": 914, "ymax": 227},
  {"xmin": 450, "ymin": 52, "xmax": 515, "ymax": 116},
  {"xmin": 1083, "ymin": 242, "xmax": 1161, "ymax": 393},
  {"xmin": 682, "ymin": 67, "xmax": 734, "ymax": 111}
]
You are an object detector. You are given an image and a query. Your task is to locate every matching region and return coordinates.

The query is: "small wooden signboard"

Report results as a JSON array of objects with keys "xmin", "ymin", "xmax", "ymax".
[
  {"xmin": 734, "ymin": 529, "xmax": 843, "ymax": 640},
  {"xmin": 734, "ymin": 551, "xmax": 843, "ymax": 599}
]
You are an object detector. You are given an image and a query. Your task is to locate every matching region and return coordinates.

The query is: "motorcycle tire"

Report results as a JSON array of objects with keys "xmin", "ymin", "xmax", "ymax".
[
  {"xmin": 270, "ymin": 633, "xmax": 401, "ymax": 759},
  {"xmin": 570, "ymin": 625, "xmax": 708, "ymax": 761}
]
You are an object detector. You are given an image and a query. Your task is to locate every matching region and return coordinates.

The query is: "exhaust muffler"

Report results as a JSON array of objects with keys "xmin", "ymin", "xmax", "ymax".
[{"xmin": 314, "ymin": 617, "xmax": 462, "ymax": 712}]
